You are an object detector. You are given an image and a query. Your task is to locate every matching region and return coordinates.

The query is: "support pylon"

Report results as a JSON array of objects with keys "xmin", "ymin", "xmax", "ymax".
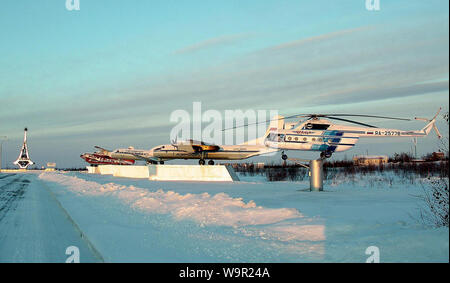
[{"xmin": 288, "ymin": 157, "xmax": 325, "ymax": 192}]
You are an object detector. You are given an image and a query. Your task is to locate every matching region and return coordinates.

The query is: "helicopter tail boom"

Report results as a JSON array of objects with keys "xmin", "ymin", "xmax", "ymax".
[{"xmin": 359, "ymin": 108, "xmax": 442, "ymax": 139}]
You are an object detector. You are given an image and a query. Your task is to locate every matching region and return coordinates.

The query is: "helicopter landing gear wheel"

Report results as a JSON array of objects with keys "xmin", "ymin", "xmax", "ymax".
[
  {"xmin": 320, "ymin": 151, "xmax": 332, "ymax": 159},
  {"xmin": 199, "ymin": 159, "xmax": 206, "ymax": 165},
  {"xmin": 208, "ymin": 160, "xmax": 215, "ymax": 165},
  {"xmin": 281, "ymin": 152, "xmax": 288, "ymax": 161}
]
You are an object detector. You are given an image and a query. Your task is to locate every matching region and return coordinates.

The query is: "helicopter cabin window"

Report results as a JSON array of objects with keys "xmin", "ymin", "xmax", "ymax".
[{"xmin": 304, "ymin": 124, "xmax": 330, "ymax": 130}]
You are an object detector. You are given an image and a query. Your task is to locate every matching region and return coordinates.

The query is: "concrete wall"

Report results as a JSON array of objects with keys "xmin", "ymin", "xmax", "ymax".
[
  {"xmin": 86, "ymin": 167, "xmax": 98, "ymax": 174},
  {"xmin": 97, "ymin": 165, "xmax": 115, "ymax": 175},
  {"xmin": 112, "ymin": 166, "xmax": 150, "ymax": 179},
  {"xmin": 90, "ymin": 164, "xmax": 239, "ymax": 182},
  {"xmin": 149, "ymin": 165, "xmax": 240, "ymax": 182}
]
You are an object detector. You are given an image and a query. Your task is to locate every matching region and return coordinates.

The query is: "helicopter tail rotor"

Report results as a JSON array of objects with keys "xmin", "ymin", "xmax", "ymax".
[{"xmin": 415, "ymin": 108, "xmax": 442, "ymax": 139}]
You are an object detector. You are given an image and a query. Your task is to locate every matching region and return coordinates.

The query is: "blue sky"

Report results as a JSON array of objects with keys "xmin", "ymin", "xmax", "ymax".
[{"xmin": 0, "ymin": 0, "xmax": 448, "ymax": 168}]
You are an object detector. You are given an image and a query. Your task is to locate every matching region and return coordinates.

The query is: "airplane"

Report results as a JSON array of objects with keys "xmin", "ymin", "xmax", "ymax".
[
  {"xmin": 226, "ymin": 108, "xmax": 443, "ymax": 161},
  {"xmin": 100, "ymin": 146, "xmax": 156, "ymax": 163},
  {"xmin": 80, "ymin": 147, "xmax": 136, "ymax": 166},
  {"xmin": 148, "ymin": 139, "xmax": 278, "ymax": 165},
  {"xmin": 82, "ymin": 128, "xmax": 279, "ymax": 166}
]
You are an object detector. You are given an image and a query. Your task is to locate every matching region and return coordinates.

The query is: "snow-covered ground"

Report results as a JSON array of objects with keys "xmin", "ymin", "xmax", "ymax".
[{"xmin": 33, "ymin": 171, "xmax": 448, "ymax": 263}]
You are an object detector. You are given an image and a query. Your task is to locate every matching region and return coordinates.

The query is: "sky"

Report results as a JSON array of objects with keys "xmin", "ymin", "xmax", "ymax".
[{"xmin": 0, "ymin": 0, "xmax": 449, "ymax": 168}]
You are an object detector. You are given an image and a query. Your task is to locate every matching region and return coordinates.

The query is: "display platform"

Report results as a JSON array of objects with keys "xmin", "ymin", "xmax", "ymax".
[{"xmin": 86, "ymin": 164, "xmax": 240, "ymax": 182}]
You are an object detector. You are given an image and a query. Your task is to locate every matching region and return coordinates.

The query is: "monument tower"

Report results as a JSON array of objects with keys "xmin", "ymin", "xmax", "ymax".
[{"xmin": 13, "ymin": 128, "xmax": 34, "ymax": 169}]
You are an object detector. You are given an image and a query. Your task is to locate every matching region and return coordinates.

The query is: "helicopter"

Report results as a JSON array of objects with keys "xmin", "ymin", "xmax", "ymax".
[{"xmin": 226, "ymin": 108, "xmax": 443, "ymax": 160}]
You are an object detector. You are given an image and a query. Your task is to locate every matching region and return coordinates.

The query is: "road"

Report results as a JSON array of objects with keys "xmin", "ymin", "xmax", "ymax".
[{"xmin": 0, "ymin": 173, "xmax": 100, "ymax": 263}]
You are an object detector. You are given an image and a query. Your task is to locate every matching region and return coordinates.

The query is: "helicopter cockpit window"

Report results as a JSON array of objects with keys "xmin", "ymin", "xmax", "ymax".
[
  {"xmin": 267, "ymin": 133, "xmax": 277, "ymax": 142},
  {"xmin": 303, "ymin": 124, "xmax": 330, "ymax": 130},
  {"xmin": 267, "ymin": 133, "xmax": 285, "ymax": 142}
]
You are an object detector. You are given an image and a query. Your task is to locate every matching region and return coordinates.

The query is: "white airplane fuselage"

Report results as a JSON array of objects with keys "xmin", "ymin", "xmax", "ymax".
[{"xmin": 151, "ymin": 144, "xmax": 276, "ymax": 161}]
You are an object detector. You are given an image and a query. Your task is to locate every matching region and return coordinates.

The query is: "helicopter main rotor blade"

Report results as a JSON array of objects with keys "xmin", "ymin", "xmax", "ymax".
[
  {"xmin": 221, "ymin": 114, "xmax": 303, "ymax": 131},
  {"xmin": 298, "ymin": 114, "xmax": 410, "ymax": 121},
  {"xmin": 221, "ymin": 112, "xmax": 409, "ymax": 131},
  {"xmin": 326, "ymin": 117, "xmax": 378, "ymax": 128}
]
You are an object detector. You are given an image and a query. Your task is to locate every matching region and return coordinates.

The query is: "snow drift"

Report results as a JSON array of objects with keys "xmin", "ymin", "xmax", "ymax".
[{"xmin": 39, "ymin": 172, "xmax": 302, "ymax": 227}]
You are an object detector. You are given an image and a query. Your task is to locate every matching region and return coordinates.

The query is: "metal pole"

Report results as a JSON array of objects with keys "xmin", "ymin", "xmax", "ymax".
[
  {"xmin": 413, "ymin": 137, "xmax": 418, "ymax": 159},
  {"xmin": 0, "ymin": 136, "xmax": 7, "ymax": 172},
  {"xmin": 309, "ymin": 159, "xmax": 324, "ymax": 191},
  {"xmin": 287, "ymin": 158, "xmax": 325, "ymax": 192}
]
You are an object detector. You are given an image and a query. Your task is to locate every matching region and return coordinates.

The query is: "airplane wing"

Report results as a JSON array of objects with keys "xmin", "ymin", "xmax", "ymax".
[
  {"xmin": 176, "ymin": 140, "xmax": 220, "ymax": 153},
  {"xmin": 127, "ymin": 152, "xmax": 161, "ymax": 163},
  {"xmin": 193, "ymin": 144, "xmax": 220, "ymax": 152}
]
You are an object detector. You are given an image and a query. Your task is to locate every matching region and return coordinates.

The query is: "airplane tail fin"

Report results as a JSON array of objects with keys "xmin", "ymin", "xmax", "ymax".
[
  {"xmin": 94, "ymin": 146, "xmax": 112, "ymax": 155},
  {"xmin": 240, "ymin": 115, "xmax": 285, "ymax": 145},
  {"xmin": 258, "ymin": 115, "xmax": 285, "ymax": 144},
  {"xmin": 415, "ymin": 108, "xmax": 442, "ymax": 138},
  {"xmin": 264, "ymin": 115, "xmax": 284, "ymax": 137}
]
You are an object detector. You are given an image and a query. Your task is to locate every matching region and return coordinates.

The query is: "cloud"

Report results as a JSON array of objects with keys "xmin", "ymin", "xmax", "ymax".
[
  {"xmin": 312, "ymin": 81, "xmax": 449, "ymax": 106},
  {"xmin": 2, "ymin": 19, "xmax": 448, "ymax": 167},
  {"xmin": 5, "ymin": 22, "xmax": 446, "ymax": 137},
  {"xmin": 2, "ymin": 23, "xmax": 447, "ymax": 130},
  {"xmin": 173, "ymin": 33, "xmax": 252, "ymax": 55},
  {"xmin": 264, "ymin": 26, "xmax": 371, "ymax": 52}
]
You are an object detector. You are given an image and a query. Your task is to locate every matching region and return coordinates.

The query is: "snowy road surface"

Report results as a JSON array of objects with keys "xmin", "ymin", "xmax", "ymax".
[
  {"xmin": 1, "ymin": 171, "xmax": 448, "ymax": 262},
  {"xmin": 0, "ymin": 173, "xmax": 100, "ymax": 263}
]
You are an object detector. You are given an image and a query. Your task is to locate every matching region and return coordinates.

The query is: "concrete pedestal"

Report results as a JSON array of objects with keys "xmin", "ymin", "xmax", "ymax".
[
  {"xmin": 86, "ymin": 164, "xmax": 240, "ymax": 182},
  {"xmin": 113, "ymin": 166, "xmax": 150, "ymax": 179}
]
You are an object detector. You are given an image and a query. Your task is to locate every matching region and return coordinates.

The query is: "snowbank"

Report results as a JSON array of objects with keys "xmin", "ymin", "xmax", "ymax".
[
  {"xmin": 36, "ymin": 172, "xmax": 448, "ymax": 262},
  {"xmin": 39, "ymin": 172, "xmax": 302, "ymax": 227}
]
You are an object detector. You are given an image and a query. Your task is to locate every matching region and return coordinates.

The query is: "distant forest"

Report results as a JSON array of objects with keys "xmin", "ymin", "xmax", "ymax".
[{"xmin": 232, "ymin": 151, "xmax": 449, "ymax": 182}]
